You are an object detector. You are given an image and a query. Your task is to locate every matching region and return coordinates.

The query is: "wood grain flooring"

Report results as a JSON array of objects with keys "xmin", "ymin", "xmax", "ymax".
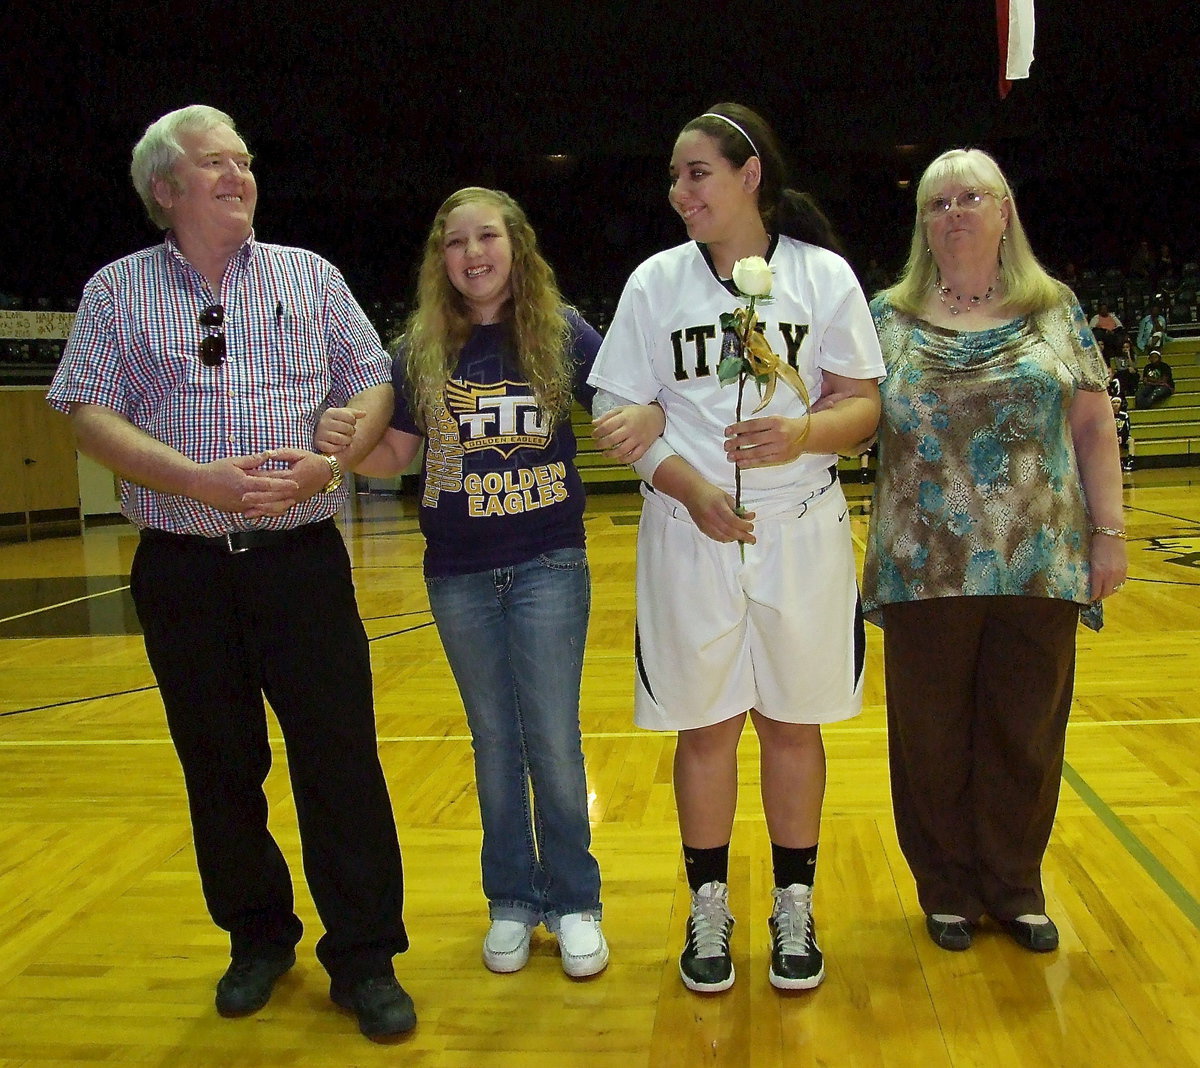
[{"xmin": 1, "ymin": 472, "xmax": 1198, "ymax": 1066}]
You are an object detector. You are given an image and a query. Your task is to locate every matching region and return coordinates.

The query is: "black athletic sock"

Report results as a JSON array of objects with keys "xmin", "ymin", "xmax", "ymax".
[
  {"xmin": 682, "ymin": 843, "xmax": 730, "ymax": 892},
  {"xmin": 772, "ymin": 842, "xmax": 818, "ymax": 889}
]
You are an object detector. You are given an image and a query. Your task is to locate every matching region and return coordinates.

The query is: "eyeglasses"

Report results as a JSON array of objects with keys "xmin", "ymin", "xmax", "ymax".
[
  {"xmin": 922, "ymin": 188, "xmax": 1000, "ymax": 218},
  {"xmin": 198, "ymin": 304, "xmax": 226, "ymax": 366}
]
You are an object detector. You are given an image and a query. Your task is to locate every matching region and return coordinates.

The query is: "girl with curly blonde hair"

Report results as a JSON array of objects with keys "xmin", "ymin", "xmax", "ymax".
[{"xmin": 317, "ymin": 186, "xmax": 661, "ymax": 980}]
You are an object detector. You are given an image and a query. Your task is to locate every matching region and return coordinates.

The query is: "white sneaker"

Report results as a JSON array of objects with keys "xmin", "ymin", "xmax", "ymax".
[
  {"xmin": 556, "ymin": 913, "xmax": 609, "ymax": 977},
  {"xmin": 482, "ymin": 919, "xmax": 533, "ymax": 973}
]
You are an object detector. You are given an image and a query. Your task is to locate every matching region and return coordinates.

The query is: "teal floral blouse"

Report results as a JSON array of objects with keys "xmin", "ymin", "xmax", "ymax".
[{"xmin": 862, "ymin": 287, "xmax": 1109, "ymax": 631}]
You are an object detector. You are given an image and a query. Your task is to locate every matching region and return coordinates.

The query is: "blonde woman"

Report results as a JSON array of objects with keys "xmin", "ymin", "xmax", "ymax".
[{"xmin": 863, "ymin": 149, "xmax": 1127, "ymax": 954}]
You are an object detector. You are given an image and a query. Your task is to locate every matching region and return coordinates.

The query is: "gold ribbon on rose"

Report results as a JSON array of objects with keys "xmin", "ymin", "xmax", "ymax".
[{"xmin": 732, "ymin": 308, "xmax": 811, "ymax": 439}]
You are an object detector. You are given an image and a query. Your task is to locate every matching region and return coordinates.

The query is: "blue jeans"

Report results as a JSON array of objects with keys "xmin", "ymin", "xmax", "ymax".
[{"xmin": 425, "ymin": 547, "xmax": 601, "ymax": 928}]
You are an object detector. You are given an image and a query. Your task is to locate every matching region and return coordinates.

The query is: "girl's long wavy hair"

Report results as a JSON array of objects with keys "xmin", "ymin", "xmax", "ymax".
[
  {"xmin": 400, "ymin": 187, "xmax": 574, "ymax": 431},
  {"xmin": 885, "ymin": 148, "xmax": 1062, "ymax": 317}
]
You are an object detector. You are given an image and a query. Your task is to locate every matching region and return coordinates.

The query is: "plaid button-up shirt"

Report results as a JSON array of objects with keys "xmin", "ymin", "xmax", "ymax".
[{"xmin": 48, "ymin": 233, "xmax": 390, "ymax": 535}]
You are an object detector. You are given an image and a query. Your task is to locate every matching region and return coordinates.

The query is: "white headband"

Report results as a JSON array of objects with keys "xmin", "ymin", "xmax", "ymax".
[{"xmin": 699, "ymin": 113, "xmax": 759, "ymax": 158}]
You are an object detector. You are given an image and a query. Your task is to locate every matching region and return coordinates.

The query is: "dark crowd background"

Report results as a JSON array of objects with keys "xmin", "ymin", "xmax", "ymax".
[{"xmin": 3, "ymin": 1, "xmax": 1197, "ymax": 344}]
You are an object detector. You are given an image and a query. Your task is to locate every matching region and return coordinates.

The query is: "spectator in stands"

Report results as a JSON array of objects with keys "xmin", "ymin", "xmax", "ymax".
[
  {"xmin": 1113, "ymin": 339, "xmax": 1139, "ymax": 396},
  {"xmin": 1136, "ymin": 301, "xmax": 1168, "ymax": 356},
  {"xmin": 1088, "ymin": 302, "xmax": 1124, "ymax": 365},
  {"xmin": 1135, "ymin": 348, "xmax": 1175, "ymax": 409},
  {"xmin": 1107, "ymin": 363, "xmax": 1128, "ymax": 408},
  {"xmin": 1155, "ymin": 244, "xmax": 1174, "ymax": 282},
  {"xmin": 1059, "ymin": 262, "xmax": 1079, "ymax": 286},
  {"xmin": 1129, "ymin": 240, "xmax": 1153, "ymax": 279},
  {"xmin": 862, "ymin": 257, "xmax": 890, "ymax": 294},
  {"xmin": 1111, "ymin": 393, "xmax": 1134, "ymax": 472}
]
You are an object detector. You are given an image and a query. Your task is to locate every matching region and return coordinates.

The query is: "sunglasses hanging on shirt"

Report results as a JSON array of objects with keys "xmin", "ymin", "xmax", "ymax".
[{"xmin": 198, "ymin": 304, "xmax": 226, "ymax": 366}]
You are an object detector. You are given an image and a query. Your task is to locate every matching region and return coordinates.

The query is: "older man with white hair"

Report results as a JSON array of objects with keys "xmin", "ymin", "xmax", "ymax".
[{"xmin": 48, "ymin": 105, "xmax": 414, "ymax": 1041}]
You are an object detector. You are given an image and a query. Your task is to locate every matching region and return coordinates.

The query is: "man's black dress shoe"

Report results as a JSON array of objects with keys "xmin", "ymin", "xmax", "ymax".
[
  {"xmin": 925, "ymin": 915, "xmax": 973, "ymax": 951},
  {"xmin": 331, "ymin": 975, "xmax": 417, "ymax": 1039},
  {"xmin": 215, "ymin": 949, "xmax": 296, "ymax": 1016},
  {"xmin": 999, "ymin": 915, "xmax": 1059, "ymax": 952}
]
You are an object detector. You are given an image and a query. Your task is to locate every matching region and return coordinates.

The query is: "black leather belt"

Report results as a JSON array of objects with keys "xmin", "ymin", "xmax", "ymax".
[{"xmin": 139, "ymin": 518, "xmax": 333, "ymax": 554}]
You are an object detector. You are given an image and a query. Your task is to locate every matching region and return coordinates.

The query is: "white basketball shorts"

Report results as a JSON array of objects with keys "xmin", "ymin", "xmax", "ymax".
[{"xmin": 633, "ymin": 479, "xmax": 865, "ymax": 731}]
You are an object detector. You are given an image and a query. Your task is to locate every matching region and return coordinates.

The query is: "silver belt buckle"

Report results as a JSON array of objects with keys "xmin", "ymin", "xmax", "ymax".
[{"xmin": 224, "ymin": 532, "xmax": 251, "ymax": 554}]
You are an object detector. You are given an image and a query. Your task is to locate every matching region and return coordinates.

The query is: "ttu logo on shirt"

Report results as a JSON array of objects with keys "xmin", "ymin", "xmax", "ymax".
[
  {"xmin": 446, "ymin": 379, "xmax": 551, "ymax": 457},
  {"xmin": 422, "ymin": 378, "xmax": 570, "ymax": 516}
]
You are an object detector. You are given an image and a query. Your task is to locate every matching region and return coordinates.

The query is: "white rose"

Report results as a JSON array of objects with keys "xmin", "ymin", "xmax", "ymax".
[{"xmin": 732, "ymin": 256, "xmax": 773, "ymax": 298}]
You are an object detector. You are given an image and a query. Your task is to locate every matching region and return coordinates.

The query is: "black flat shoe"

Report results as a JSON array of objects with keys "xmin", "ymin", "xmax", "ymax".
[
  {"xmin": 999, "ymin": 916, "xmax": 1059, "ymax": 952},
  {"xmin": 215, "ymin": 949, "xmax": 296, "ymax": 1016},
  {"xmin": 925, "ymin": 915, "xmax": 973, "ymax": 951},
  {"xmin": 331, "ymin": 975, "xmax": 417, "ymax": 1039}
]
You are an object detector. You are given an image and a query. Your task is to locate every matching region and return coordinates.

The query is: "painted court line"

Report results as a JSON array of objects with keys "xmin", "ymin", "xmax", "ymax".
[
  {"xmin": 0, "ymin": 586, "xmax": 131, "ymax": 626},
  {"xmin": 1062, "ymin": 760, "xmax": 1200, "ymax": 930}
]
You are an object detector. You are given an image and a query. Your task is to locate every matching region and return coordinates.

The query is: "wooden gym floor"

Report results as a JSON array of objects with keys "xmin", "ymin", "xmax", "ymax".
[{"xmin": 1, "ymin": 471, "xmax": 1198, "ymax": 1067}]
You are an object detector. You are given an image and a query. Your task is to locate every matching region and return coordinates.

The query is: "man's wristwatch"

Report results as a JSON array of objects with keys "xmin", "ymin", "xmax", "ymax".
[{"xmin": 321, "ymin": 454, "xmax": 343, "ymax": 493}]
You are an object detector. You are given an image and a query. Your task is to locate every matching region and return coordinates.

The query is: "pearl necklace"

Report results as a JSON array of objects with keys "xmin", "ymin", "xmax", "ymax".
[{"xmin": 935, "ymin": 276, "xmax": 998, "ymax": 315}]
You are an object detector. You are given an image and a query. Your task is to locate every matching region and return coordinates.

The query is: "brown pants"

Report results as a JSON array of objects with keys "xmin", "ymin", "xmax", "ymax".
[{"xmin": 881, "ymin": 596, "xmax": 1080, "ymax": 922}]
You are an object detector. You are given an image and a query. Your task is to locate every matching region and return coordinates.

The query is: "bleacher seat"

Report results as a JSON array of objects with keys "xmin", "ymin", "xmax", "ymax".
[{"xmin": 1129, "ymin": 337, "xmax": 1200, "ymax": 465}]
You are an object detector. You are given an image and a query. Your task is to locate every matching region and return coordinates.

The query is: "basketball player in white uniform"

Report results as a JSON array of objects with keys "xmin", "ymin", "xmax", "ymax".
[{"xmin": 590, "ymin": 103, "xmax": 884, "ymax": 994}]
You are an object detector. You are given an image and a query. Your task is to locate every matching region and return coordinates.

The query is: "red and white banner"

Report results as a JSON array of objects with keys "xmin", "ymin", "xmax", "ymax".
[{"xmin": 997, "ymin": 0, "xmax": 1036, "ymax": 98}]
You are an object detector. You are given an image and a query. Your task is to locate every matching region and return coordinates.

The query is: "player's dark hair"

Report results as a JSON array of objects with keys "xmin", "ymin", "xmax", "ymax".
[{"xmin": 683, "ymin": 103, "xmax": 844, "ymax": 256}]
